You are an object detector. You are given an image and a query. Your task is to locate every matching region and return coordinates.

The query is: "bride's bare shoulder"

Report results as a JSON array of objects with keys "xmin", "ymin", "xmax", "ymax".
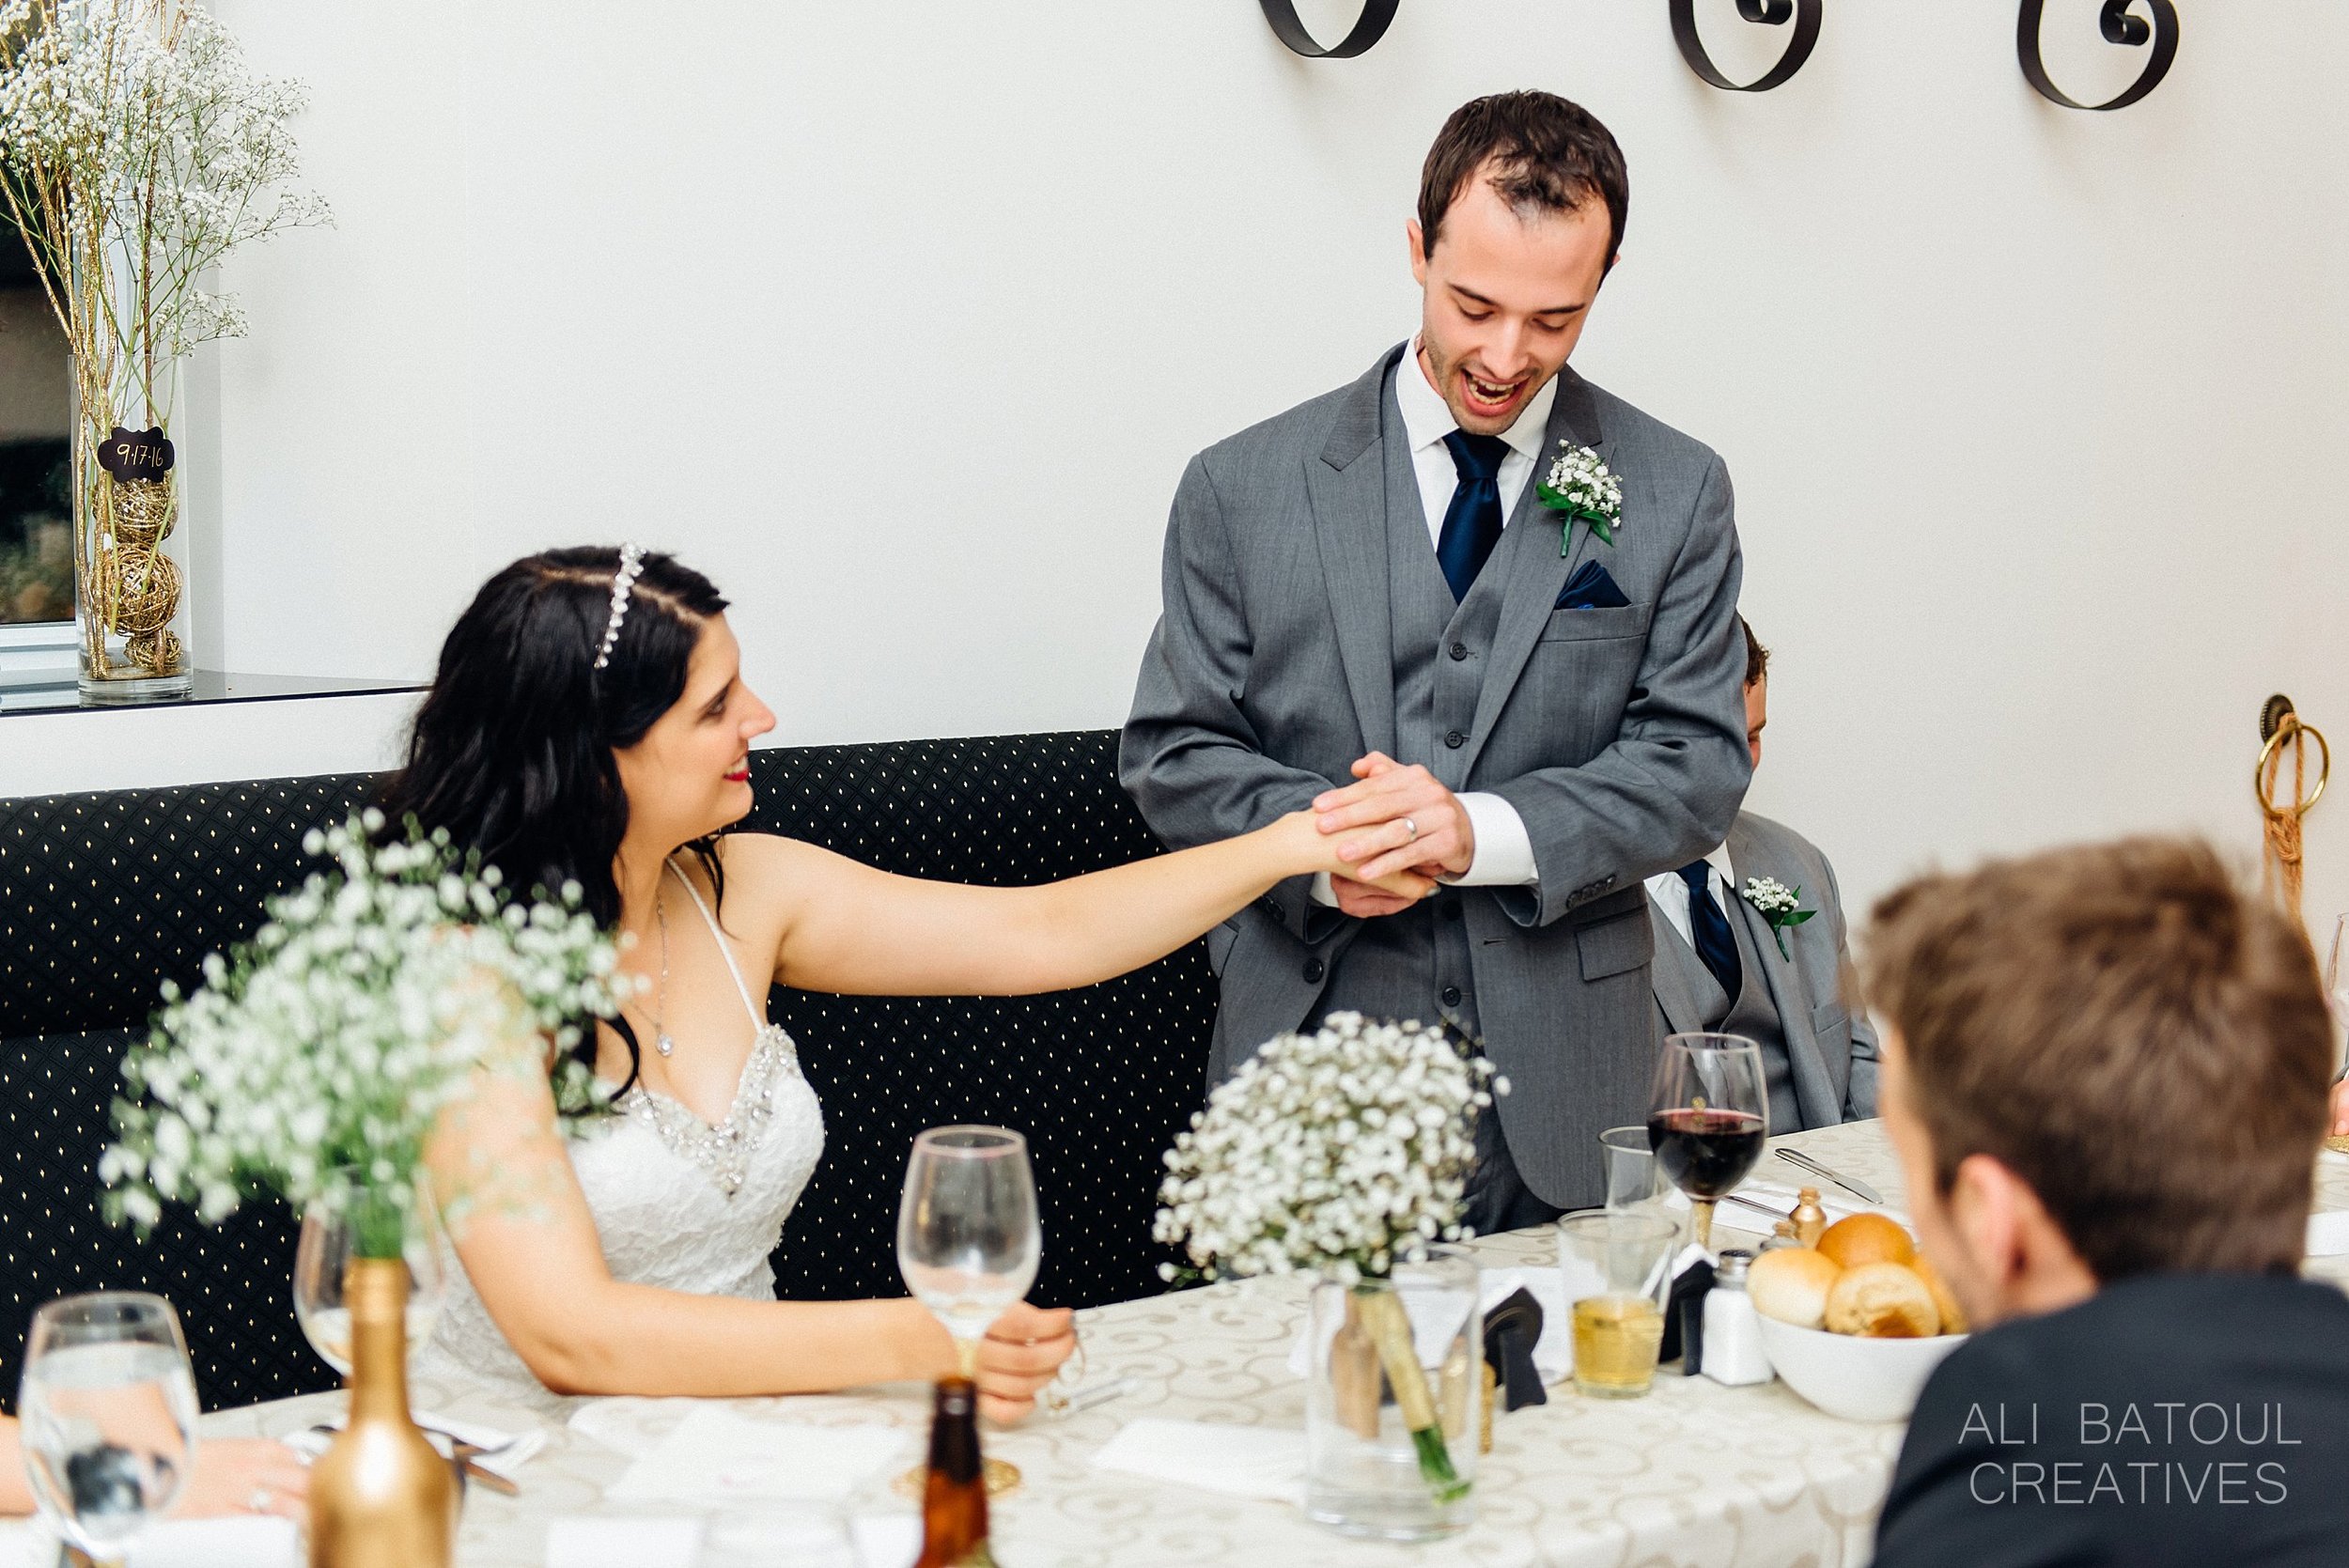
[{"xmin": 703, "ymin": 831, "xmax": 842, "ymax": 905}]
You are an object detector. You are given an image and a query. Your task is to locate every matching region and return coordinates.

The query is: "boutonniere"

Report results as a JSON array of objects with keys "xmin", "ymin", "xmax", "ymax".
[
  {"xmin": 1740, "ymin": 877, "xmax": 1817, "ymax": 961},
  {"xmin": 1536, "ymin": 442, "xmax": 1623, "ymax": 557}
]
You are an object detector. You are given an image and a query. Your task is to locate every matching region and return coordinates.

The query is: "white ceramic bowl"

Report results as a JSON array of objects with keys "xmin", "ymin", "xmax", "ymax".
[{"xmin": 1755, "ymin": 1315, "xmax": 1968, "ymax": 1423}]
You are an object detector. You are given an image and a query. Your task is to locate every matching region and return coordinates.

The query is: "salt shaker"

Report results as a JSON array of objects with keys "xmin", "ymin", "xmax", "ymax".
[
  {"xmin": 1791, "ymin": 1187, "xmax": 1828, "ymax": 1248},
  {"xmin": 1700, "ymin": 1249, "xmax": 1775, "ymax": 1388}
]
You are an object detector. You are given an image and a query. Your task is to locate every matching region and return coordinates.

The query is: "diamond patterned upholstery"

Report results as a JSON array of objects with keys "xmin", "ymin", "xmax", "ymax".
[{"xmin": 0, "ymin": 731, "xmax": 1213, "ymax": 1411}]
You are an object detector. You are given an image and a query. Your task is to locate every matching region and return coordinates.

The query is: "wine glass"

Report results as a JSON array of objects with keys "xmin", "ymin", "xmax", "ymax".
[
  {"xmin": 17, "ymin": 1293, "xmax": 199, "ymax": 1566},
  {"xmin": 1645, "ymin": 1032, "xmax": 1768, "ymax": 1250},
  {"xmin": 293, "ymin": 1168, "xmax": 448, "ymax": 1378},
  {"xmin": 896, "ymin": 1126, "xmax": 1041, "ymax": 1378}
]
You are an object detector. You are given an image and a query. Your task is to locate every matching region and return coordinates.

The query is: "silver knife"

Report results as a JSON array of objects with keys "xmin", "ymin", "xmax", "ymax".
[{"xmin": 1775, "ymin": 1146, "xmax": 1882, "ymax": 1205}]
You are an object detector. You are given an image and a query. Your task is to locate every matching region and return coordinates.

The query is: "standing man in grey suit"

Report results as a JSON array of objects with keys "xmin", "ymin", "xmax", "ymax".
[
  {"xmin": 1646, "ymin": 618, "xmax": 1878, "ymax": 1132},
  {"xmin": 1120, "ymin": 92, "xmax": 1751, "ymax": 1228}
]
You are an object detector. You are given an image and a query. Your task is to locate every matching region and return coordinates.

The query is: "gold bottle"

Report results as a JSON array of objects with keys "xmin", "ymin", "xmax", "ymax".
[
  {"xmin": 1791, "ymin": 1187, "xmax": 1828, "ymax": 1249},
  {"xmin": 308, "ymin": 1259, "xmax": 459, "ymax": 1568}
]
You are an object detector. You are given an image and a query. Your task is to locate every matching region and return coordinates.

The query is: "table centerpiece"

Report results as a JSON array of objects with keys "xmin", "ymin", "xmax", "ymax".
[
  {"xmin": 0, "ymin": 0, "xmax": 328, "ymax": 699},
  {"xmin": 101, "ymin": 811, "xmax": 625, "ymax": 1568},
  {"xmin": 1154, "ymin": 1011, "xmax": 1501, "ymax": 1541}
]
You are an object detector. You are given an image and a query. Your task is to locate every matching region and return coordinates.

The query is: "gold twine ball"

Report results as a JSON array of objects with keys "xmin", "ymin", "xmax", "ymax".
[
  {"xmin": 126, "ymin": 628, "xmax": 184, "ymax": 676},
  {"xmin": 110, "ymin": 475, "xmax": 177, "ymax": 550},
  {"xmin": 112, "ymin": 547, "xmax": 182, "ymax": 636}
]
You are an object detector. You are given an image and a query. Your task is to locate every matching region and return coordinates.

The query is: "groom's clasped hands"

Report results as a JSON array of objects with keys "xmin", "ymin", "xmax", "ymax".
[{"xmin": 1314, "ymin": 753, "xmax": 1476, "ymax": 918}]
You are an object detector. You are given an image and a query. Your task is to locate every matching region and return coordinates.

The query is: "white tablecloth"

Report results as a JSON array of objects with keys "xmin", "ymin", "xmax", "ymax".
[{"xmin": 150, "ymin": 1124, "xmax": 2349, "ymax": 1567}]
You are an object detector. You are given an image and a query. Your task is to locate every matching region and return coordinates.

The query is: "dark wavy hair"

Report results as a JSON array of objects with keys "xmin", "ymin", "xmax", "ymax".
[{"xmin": 379, "ymin": 545, "xmax": 730, "ymax": 1094}]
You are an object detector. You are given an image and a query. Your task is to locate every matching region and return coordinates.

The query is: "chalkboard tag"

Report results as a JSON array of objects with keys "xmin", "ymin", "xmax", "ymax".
[{"xmin": 98, "ymin": 426, "xmax": 175, "ymax": 478}]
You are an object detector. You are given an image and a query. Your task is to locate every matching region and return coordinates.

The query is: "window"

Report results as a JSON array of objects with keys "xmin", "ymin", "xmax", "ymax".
[{"xmin": 0, "ymin": 209, "xmax": 74, "ymax": 681}]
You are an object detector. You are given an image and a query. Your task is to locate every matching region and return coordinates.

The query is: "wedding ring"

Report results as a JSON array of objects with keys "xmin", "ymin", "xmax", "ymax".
[
  {"xmin": 246, "ymin": 1485, "xmax": 274, "ymax": 1514},
  {"xmin": 1402, "ymin": 816, "xmax": 1420, "ymax": 842}
]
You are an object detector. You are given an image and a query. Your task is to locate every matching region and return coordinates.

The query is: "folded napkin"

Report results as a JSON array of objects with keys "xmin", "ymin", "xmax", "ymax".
[
  {"xmin": 283, "ymin": 1405, "xmax": 546, "ymax": 1485},
  {"xmin": 850, "ymin": 1514, "xmax": 920, "ymax": 1568},
  {"xmin": 545, "ymin": 1516, "xmax": 705, "ymax": 1568},
  {"xmin": 1284, "ymin": 1266, "xmax": 1568, "ymax": 1384},
  {"xmin": 0, "ymin": 1516, "xmax": 300, "ymax": 1568},
  {"xmin": 1091, "ymin": 1418, "xmax": 1304, "ymax": 1504},
  {"xmin": 605, "ymin": 1407, "xmax": 909, "ymax": 1506},
  {"xmin": 2307, "ymin": 1210, "xmax": 2349, "ymax": 1258}
]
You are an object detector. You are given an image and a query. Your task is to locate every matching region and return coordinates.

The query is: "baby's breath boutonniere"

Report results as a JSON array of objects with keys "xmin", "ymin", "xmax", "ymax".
[
  {"xmin": 1536, "ymin": 442, "xmax": 1623, "ymax": 556},
  {"xmin": 1740, "ymin": 877, "xmax": 1817, "ymax": 961}
]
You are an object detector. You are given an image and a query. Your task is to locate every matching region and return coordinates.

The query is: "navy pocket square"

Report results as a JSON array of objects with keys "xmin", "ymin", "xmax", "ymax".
[{"xmin": 1554, "ymin": 560, "xmax": 1630, "ymax": 610}]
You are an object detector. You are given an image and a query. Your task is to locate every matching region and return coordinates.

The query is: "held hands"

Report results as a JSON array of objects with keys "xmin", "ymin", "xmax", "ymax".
[
  {"xmin": 971, "ymin": 1299, "xmax": 1078, "ymax": 1425},
  {"xmin": 1313, "ymin": 753, "xmax": 1476, "ymax": 917}
]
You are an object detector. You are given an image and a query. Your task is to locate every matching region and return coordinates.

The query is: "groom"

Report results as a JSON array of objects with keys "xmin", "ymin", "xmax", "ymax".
[{"xmin": 1121, "ymin": 91, "xmax": 1750, "ymax": 1228}]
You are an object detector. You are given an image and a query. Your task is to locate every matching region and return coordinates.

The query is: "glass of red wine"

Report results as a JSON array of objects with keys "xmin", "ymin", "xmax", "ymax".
[{"xmin": 1645, "ymin": 1032, "xmax": 1768, "ymax": 1251}]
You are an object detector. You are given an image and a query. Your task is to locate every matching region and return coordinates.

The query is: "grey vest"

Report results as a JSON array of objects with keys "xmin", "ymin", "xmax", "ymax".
[
  {"xmin": 1311, "ymin": 370, "xmax": 1533, "ymax": 1043},
  {"xmin": 1665, "ymin": 904, "xmax": 1802, "ymax": 1138}
]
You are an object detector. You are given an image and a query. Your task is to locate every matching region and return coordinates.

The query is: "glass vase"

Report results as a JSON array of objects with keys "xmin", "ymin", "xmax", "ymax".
[
  {"xmin": 294, "ymin": 1170, "xmax": 449, "ymax": 1380},
  {"xmin": 71, "ymin": 352, "xmax": 193, "ymax": 702},
  {"xmin": 1304, "ymin": 1246, "xmax": 1479, "ymax": 1541}
]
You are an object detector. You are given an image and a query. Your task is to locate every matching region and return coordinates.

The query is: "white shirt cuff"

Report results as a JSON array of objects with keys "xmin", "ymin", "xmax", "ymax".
[
  {"xmin": 1310, "ymin": 871, "xmax": 1340, "ymax": 907},
  {"xmin": 1449, "ymin": 793, "xmax": 1539, "ymax": 887}
]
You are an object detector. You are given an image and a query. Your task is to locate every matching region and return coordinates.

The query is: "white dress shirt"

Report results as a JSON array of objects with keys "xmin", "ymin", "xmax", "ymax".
[
  {"xmin": 1644, "ymin": 842, "xmax": 1736, "ymax": 951},
  {"xmin": 1311, "ymin": 343, "xmax": 1553, "ymax": 906}
]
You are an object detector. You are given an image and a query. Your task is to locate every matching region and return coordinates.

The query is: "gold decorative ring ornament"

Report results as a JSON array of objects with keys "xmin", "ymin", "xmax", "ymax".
[{"xmin": 2256, "ymin": 716, "xmax": 2329, "ymax": 818}]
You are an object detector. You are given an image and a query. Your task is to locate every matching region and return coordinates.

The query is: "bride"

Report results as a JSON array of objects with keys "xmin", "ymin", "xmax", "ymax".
[{"xmin": 397, "ymin": 545, "xmax": 1430, "ymax": 1420}]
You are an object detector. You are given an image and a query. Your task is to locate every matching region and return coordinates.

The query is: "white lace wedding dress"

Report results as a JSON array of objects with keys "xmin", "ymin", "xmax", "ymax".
[{"xmin": 416, "ymin": 862, "xmax": 827, "ymax": 1409}]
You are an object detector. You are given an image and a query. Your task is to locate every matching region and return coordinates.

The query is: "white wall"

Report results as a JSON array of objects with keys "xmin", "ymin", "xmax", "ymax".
[{"xmin": 10, "ymin": 1, "xmax": 2349, "ymax": 934}]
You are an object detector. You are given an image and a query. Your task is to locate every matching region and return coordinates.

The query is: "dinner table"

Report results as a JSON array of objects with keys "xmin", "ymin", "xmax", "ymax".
[{"xmin": 62, "ymin": 1122, "xmax": 2349, "ymax": 1567}]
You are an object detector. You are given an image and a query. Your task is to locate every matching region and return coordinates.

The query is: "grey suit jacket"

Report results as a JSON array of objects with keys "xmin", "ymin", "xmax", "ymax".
[
  {"xmin": 1119, "ymin": 345, "xmax": 1751, "ymax": 1206},
  {"xmin": 1649, "ymin": 811, "xmax": 1881, "ymax": 1126}
]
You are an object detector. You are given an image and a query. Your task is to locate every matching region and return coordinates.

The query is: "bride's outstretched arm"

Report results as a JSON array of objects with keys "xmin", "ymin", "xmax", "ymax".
[
  {"xmin": 749, "ymin": 809, "xmax": 1430, "ymax": 997},
  {"xmin": 426, "ymin": 1059, "xmax": 1072, "ymax": 1419}
]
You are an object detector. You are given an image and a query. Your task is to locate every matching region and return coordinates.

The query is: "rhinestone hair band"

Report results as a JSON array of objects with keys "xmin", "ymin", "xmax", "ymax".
[{"xmin": 592, "ymin": 542, "xmax": 647, "ymax": 670}]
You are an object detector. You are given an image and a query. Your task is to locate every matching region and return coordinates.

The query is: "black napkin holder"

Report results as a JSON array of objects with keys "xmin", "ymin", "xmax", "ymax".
[
  {"xmin": 1658, "ymin": 1257, "xmax": 1717, "ymax": 1372},
  {"xmin": 1482, "ymin": 1286, "xmax": 1548, "ymax": 1410}
]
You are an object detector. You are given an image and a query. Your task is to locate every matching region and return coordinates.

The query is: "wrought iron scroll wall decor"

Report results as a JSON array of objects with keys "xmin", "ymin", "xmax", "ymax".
[
  {"xmin": 2018, "ymin": 0, "xmax": 2178, "ymax": 110},
  {"xmin": 1258, "ymin": 0, "xmax": 1401, "ymax": 59},
  {"xmin": 1669, "ymin": 0, "xmax": 1823, "ymax": 93},
  {"xmin": 1257, "ymin": 0, "xmax": 2177, "ymax": 115}
]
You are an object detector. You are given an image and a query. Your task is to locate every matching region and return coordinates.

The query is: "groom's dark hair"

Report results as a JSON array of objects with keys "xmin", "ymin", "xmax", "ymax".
[{"xmin": 1419, "ymin": 91, "xmax": 1628, "ymax": 268}]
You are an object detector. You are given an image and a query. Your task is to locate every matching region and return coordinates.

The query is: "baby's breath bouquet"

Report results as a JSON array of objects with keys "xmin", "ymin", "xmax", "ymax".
[
  {"xmin": 1155, "ymin": 1012, "xmax": 1500, "ymax": 1501},
  {"xmin": 103, "ymin": 810, "xmax": 625, "ymax": 1260}
]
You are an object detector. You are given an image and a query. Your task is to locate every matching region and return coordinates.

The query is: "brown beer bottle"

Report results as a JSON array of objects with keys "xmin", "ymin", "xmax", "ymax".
[{"xmin": 915, "ymin": 1376, "xmax": 996, "ymax": 1567}]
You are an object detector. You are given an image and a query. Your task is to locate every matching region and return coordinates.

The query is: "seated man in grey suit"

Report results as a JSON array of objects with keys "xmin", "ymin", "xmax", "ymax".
[{"xmin": 1645, "ymin": 618, "xmax": 1876, "ymax": 1127}]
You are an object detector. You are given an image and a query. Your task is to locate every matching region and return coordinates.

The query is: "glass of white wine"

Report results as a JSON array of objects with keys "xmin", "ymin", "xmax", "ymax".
[
  {"xmin": 896, "ymin": 1126, "xmax": 1041, "ymax": 1498},
  {"xmin": 896, "ymin": 1126, "xmax": 1041, "ymax": 1378},
  {"xmin": 292, "ymin": 1168, "xmax": 448, "ymax": 1378},
  {"xmin": 18, "ymin": 1292, "xmax": 199, "ymax": 1566}
]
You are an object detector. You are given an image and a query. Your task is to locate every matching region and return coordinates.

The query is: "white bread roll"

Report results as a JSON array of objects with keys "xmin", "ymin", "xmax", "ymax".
[
  {"xmin": 1747, "ymin": 1246, "xmax": 1842, "ymax": 1329},
  {"xmin": 1825, "ymin": 1261, "xmax": 1940, "ymax": 1339}
]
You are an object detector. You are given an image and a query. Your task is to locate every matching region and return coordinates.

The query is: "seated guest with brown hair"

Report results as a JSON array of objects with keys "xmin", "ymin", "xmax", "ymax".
[
  {"xmin": 1645, "ymin": 617, "xmax": 1876, "ymax": 1128},
  {"xmin": 1863, "ymin": 838, "xmax": 2349, "ymax": 1568}
]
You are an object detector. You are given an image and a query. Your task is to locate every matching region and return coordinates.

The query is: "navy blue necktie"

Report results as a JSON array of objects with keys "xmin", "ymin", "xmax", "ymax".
[
  {"xmin": 1678, "ymin": 862, "xmax": 1743, "ymax": 1001},
  {"xmin": 1437, "ymin": 430, "xmax": 1510, "ymax": 602}
]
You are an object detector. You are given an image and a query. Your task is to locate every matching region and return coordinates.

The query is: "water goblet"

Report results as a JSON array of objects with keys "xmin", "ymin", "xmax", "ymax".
[
  {"xmin": 18, "ymin": 1292, "xmax": 199, "ymax": 1566},
  {"xmin": 293, "ymin": 1168, "xmax": 448, "ymax": 1379},
  {"xmin": 1646, "ymin": 1032, "xmax": 1768, "ymax": 1250}
]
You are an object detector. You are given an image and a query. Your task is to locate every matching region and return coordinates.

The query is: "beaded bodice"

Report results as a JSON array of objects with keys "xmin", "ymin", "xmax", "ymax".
[{"xmin": 416, "ymin": 862, "xmax": 826, "ymax": 1408}]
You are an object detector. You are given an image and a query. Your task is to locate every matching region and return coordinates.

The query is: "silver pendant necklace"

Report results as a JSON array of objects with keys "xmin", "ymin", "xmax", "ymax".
[{"xmin": 651, "ymin": 876, "xmax": 676, "ymax": 1059}]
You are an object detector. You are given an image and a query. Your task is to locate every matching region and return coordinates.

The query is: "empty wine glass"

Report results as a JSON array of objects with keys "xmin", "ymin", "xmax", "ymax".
[
  {"xmin": 293, "ymin": 1168, "xmax": 448, "ymax": 1378},
  {"xmin": 17, "ymin": 1293, "xmax": 199, "ymax": 1566},
  {"xmin": 896, "ymin": 1126, "xmax": 1041, "ymax": 1378},
  {"xmin": 1646, "ymin": 1032, "xmax": 1768, "ymax": 1250}
]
